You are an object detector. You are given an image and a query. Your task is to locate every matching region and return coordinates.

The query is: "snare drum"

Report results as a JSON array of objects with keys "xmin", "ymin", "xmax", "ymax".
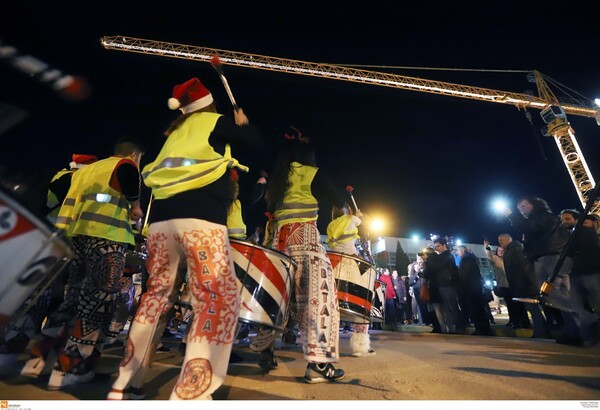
[
  {"xmin": 124, "ymin": 234, "xmax": 147, "ymax": 276},
  {"xmin": 0, "ymin": 187, "xmax": 73, "ymax": 326},
  {"xmin": 328, "ymin": 251, "xmax": 377, "ymax": 324},
  {"xmin": 230, "ymin": 239, "xmax": 296, "ymax": 331}
]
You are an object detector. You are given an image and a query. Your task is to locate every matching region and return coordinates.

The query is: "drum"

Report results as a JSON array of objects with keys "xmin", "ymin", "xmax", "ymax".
[
  {"xmin": 124, "ymin": 233, "xmax": 147, "ymax": 276},
  {"xmin": 371, "ymin": 279, "xmax": 385, "ymax": 323},
  {"xmin": 328, "ymin": 251, "xmax": 377, "ymax": 324},
  {"xmin": 230, "ymin": 239, "xmax": 296, "ymax": 331},
  {"xmin": 0, "ymin": 186, "xmax": 73, "ymax": 326}
]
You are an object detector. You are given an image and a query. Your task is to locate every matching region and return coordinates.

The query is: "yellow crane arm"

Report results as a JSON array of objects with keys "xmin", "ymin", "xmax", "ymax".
[
  {"xmin": 101, "ymin": 36, "xmax": 598, "ymax": 118},
  {"xmin": 100, "ymin": 35, "xmax": 599, "ymax": 214}
]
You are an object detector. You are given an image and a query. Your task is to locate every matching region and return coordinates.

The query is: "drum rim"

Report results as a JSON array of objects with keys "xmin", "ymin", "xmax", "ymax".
[
  {"xmin": 326, "ymin": 250, "xmax": 375, "ymax": 266},
  {"xmin": 230, "ymin": 238, "xmax": 297, "ymax": 266}
]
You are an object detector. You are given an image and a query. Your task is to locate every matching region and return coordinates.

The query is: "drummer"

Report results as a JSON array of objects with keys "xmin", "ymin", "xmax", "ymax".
[
  {"xmin": 264, "ymin": 125, "xmax": 347, "ymax": 383},
  {"xmin": 326, "ymin": 205, "xmax": 376, "ymax": 357},
  {"xmin": 108, "ymin": 77, "xmax": 263, "ymax": 400},
  {"xmin": 0, "ymin": 153, "xmax": 97, "ymax": 367}
]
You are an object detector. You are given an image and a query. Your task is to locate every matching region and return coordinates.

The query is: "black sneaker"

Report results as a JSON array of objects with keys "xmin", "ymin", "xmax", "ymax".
[
  {"xmin": 304, "ymin": 363, "xmax": 345, "ymax": 384},
  {"xmin": 258, "ymin": 350, "xmax": 278, "ymax": 371}
]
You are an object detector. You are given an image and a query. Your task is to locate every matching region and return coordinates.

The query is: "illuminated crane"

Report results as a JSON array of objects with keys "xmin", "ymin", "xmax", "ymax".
[{"xmin": 100, "ymin": 35, "xmax": 600, "ymax": 214}]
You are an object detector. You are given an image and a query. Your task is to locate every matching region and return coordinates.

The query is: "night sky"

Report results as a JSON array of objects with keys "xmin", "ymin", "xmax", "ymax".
[{"xmin": 1, "ymin": 1, "xmax": 599, "ymax": 245}]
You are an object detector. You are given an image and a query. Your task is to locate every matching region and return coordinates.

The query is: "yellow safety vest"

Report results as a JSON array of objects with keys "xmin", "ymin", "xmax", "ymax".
[
  {"xmin": 46, "ymin": 168, "xmax": 74, "ymax": 224},
  {"xmin": 274, "ymin": 162, "xmax": 319, "ymax": 225},
  {"xmin": 326, "ymin": 214, "xmax": 359, "ymax": 248},
  {"xmin": 227, "ymin": 199, "xmax": 246, "ymax": 239},
  {"xmin": 56, "ymin": 157, "xmax": 136, "ymax": 245},
  {"xmin": 142, "ymin": 112, "xmax": 248, "ymax": 200}
]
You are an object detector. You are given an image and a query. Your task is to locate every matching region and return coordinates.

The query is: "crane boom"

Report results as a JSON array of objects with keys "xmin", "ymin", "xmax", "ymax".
[{"xmin": 100, "ymin": 35, "xmax": 600, "ymax": 214}]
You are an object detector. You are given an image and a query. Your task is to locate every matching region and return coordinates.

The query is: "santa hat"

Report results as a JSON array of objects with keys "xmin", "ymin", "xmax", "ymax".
[
  {"xmin": 70, "ymin": 154, "xmax": 98, "ymax": 169},
  {"xmin": 167, "ymin": 78, "xmax": 214, "ymax": 114}
]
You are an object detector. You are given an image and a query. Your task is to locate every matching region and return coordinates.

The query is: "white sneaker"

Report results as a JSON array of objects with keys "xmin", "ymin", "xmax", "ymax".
[
  {"xmin": 20, "ymin": 356, "xmax": 46, "ymax": 377},
  {"xmin": 47, "ymin": 369, "xmax": 96, "ymax": 390}
]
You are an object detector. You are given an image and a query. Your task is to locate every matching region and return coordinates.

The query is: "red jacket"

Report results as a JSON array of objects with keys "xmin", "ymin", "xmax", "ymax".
[{"xmin": 379, "ymin": 274, "xmax": 396, "ymax": 300}]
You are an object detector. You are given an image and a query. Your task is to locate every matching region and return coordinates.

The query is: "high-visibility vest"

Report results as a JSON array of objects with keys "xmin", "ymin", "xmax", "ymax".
[
  {"xmin": 46, "ymin": 168, "xmax": 74, "ymax": 224},
  {"xmin": 56, "ymin": 157, "xmax": 136, "ymax": 245},
  {"xmin": 274, "ymin": 162, "xmax": 319, "ymax": 225},
  {"xmin": 227, "ymin": 199, "xmax": 246, "ymax": 239},
  {"xmin": 326, "ymin": 214, "xmax": 359, "ymax": 248},
  {"xmin": 142, "ymin": 112, "xmax": 248, "ymax": 200}
]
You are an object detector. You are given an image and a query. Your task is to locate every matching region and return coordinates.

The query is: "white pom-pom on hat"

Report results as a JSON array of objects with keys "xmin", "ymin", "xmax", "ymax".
[{"xmin": 168, "ymin": 97, "xmax": 181, "ymax": 110}]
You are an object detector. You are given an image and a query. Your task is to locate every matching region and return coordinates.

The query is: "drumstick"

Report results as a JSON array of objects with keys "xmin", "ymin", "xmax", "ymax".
[
  {"xmin": 142, "ymin": 194, "xmax": 153, "ymax": 234},
  {"xmin": 210, "ymin": 54, "xmax": 239, "ymax": 111},
  {"xmin": 346, "ymin": 185, "xmax": 359, "ymax": 212}
]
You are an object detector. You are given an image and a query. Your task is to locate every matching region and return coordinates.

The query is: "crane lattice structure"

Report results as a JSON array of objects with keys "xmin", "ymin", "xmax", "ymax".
[{"xmin": 101, "ymin": 35, "xmax": 600, "ymax": 214}]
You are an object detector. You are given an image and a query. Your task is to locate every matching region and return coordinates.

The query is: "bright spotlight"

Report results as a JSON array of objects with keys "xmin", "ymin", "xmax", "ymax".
[
  {"xmin": 485, "ymin": 280, "xmax": 492, "ymax": 287},
  {"xmin": 456, "ymin": 239, "xmax": 463, "ymax": 246},
  {"xmin": 412, "ymin": 234, "xmax": 419, "ymax": 242},
  {"xmin": 491, "ymin": 198, "xmax": 508, "ymax": 214},
  {"xmin": 370, "ymin": 218, "xmax": 385, "ymax": 233},
  {"xmin": 595, "ymin": 98, "xmax": 600, "ymax": 107}
]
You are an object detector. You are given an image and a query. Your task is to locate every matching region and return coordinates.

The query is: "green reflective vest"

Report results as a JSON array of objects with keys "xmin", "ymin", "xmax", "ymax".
[
  {"xmin": 274, "ymin": 162, "xmax": 319, "ymax": 226},
  {"xmin": 326, "ymin": 214, "xmax": 359, "ymax": 248},
  {"xmin": 227, "ymin": 199, "xmax": 246, "ymax": 239},
  {"xmin": 142, "ymin": 112, "xmax": 248, "ymax": 200},
  {"xmin": 56, "ymin": 157, "xmax": 136, "ymax": 245}
]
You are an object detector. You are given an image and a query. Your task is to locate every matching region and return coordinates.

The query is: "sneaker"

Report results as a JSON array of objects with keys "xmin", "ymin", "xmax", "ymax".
[
  {"xmin": 21, "ymin": 356, "xmax": 46, "ymax": 378},
  {"xmin": 304, "ymin": 363, "xmax": 345, "ymax": 384},
  {"xmin": 107, "ymin": 386, "xmax": 147, "ymax": 400},
  {"xmin": 258, "ymin": 350, "xmax": 278, "ymax": 371},
  {"xmin": 47, "ymin": 369, "xmax": 97, "ymax": 390},
  {"xmin": 351, "ymin": 349, "xmax": 376, "ymax": 357}
]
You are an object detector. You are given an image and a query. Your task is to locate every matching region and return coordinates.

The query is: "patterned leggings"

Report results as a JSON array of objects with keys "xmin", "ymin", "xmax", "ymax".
[
  {"xmin": 274, "ymin": 221, "xmax": 340, "ymax": 363},
  {"xmin": 111, "ymin": 218, "xmax": 239, "ymax": 400},
  {"xmin": 30, "ymin": 235, "xmax": 126, "ymax": 374}
]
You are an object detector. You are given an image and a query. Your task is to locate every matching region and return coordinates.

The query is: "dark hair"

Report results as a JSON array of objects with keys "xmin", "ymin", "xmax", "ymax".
[
  {"xmin": 114, "ymin": 137, "xmax": 144, "ymax": 156},
  {"xmin": 433, "ymin": 237, "xmax": 447, "ymax": 246},
  {"xmin": 584, "ymin": 214, "xmax": 599, "ymax": 222},
  {"xmin": 560, "ymin": 209, "xmax": 580, "ymax": 220},
  {"xmin": 265, "ymin": 126, "xmax": 316, "ymax": 211},
  {"xmin": 517, "ymin": 195, "xmax": 552, "ymax": 214}
]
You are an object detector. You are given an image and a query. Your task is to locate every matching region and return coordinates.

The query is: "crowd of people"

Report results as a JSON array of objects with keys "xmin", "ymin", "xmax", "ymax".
[{"xmin": 0, "ymin": 75, "xmax": 599, "ymax": 400}]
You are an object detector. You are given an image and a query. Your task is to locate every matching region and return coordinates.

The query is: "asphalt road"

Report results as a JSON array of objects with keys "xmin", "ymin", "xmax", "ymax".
[{"xmin": 1, "ymin": 318, "xmax": 599, "ymax": 404}]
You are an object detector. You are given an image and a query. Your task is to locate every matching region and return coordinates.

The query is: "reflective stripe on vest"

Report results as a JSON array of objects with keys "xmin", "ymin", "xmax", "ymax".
[
  {"xmin": 142, "ymin": 112, "xmax": 248, "ymax": 199},
  {"xmin": 274, "ymin": 162, "xmax": 319, "ymax": 225},
  {"xmin": 56, "ymin": 156, "xmax": 136, "ymax": 245}
]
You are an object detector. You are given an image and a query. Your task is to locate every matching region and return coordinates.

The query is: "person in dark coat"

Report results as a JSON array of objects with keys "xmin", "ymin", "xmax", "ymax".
[
  {"xmin": 422, "ymin": 238, "xmax": 465, "ymax": 334},
  {"xmin": 456, "ymin": 246, "xmax": 492, "ymax": 336}
]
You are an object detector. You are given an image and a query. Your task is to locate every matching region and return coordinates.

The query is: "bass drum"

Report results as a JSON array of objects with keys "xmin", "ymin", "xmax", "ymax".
[
  {"xmin": 230, "ymin": 239, "xmax": 296, "ymax": 331},
  {"xmin": 328, "ymin": 251, "xmax": 377, "ymax": 324},
  {"xmin": 0, "ymin": 186, "xmax": 73, "ymax": 326}
]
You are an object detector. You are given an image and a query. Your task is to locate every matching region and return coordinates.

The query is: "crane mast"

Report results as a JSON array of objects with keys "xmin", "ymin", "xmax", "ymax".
[{"xmin": 100, "ymin": 35, "xmax": 600, "ymax": 214}]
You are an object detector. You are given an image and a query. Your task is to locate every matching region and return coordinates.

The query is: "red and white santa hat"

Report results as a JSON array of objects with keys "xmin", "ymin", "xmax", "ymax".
[
  {"xmin": 70, "ymin": 154, "xmax": 98, "ymax": 169},
  {"xmin": 167, "ymin": 78, "xmax": 214, "ymax": 114}
]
